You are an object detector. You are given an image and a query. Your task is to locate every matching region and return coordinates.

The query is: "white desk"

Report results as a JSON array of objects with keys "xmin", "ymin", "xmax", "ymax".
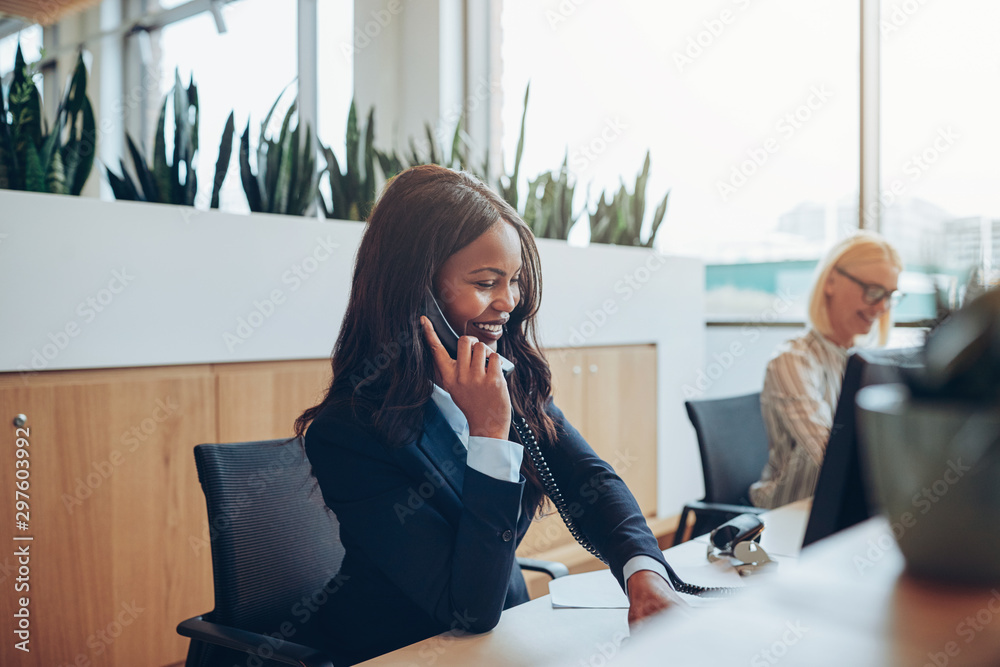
[
  {"xmin": 358, "ymin": 501, "xmax": 811, "ymax": 666},
  {"xmin": 617, "ymin": 516, "xmax": 1000, "ymax": 666}
]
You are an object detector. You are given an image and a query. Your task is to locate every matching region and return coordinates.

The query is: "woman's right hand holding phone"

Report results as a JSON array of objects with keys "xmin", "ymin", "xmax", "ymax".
[{"xmin": 421, "ymin": 315, "xmax": 511, "ymax": 440}]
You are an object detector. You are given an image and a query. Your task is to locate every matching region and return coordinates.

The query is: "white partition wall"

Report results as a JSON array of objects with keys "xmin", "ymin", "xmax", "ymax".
[{"xmin": 0, "ymin": 189, "xmax": 706, "ymax": 515}]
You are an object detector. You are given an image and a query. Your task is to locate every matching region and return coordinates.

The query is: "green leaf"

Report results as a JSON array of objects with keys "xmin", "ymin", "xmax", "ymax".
[
  {"xmin": 646, "ymin": 190, "xmax": 669, "ymax": 248},
  {"xmin": 362, "ymin": 107, "xmax": 375, "ymax": 216},
  {"xmin": 296, "ymin": 123, "xmax": 317, "ymax": 216},
  {"xmin": 424, "ymin": 123, "xmax": 439, "ymax": 166},
  {"xmin": 105, "ymin": 164, "xmax": 140, "ymax": 200},
  {"xmin": 65, "ymin": 53, "xmax": 88, "ymax": 116},
  {"xmin": 126, "ymin": 133, "xmax": 159, "ymax": 203},
  {"xmin": 274, "ymin": 109, "xmax": 297, "ymax": 214},
  {"xmin": 508, "ymin": 82, "xmax": 530, "ymax": 209},
  {"xmin": 239, "ymin": 121, "xmax": 262, "ymax": 212},
  {"xmin": 322, "ymin": 144, "xmax": 347, "ymax": 220},
  {"xmin": 187, "ymin": 74, "xmax": 199, "ymax": 157},
  {"xmin": 345, "ymin": 99, "xmax": 360, "ymax": 208},
  {"xmin": 45, "ymin": 147, "xmax": 66, "ymax": 194},
  {"xmin": 63, "ymin": 94, "xmax": 97, "ymax": 195},
  {"xmin": 211, "ymin": 112, "xmax": 235, "ymax": 209},
  {"xmin": 268, "ymin": 100, "xmax": 296, "ymax": 213},
  {"xmin": 407, "ymin": 136, "xmax": 422, "ymax": 167},
  {"xmin": 374, "ymin": 148, "xmax": 403, "ymax": 182},
  {"xmin": 152, "ymin": 96, "xmax": 171, "ymax": 202},
  {"xmin": 11, "ymin": 44, "xmax": 43, "ymax": 150},
  {"xmin": 185, "ymin": 161, "xmax": 198, "ymax": 206},
  {"xmin": 24, "ymin": 141, "xmax": 44, "ymax": 192}
]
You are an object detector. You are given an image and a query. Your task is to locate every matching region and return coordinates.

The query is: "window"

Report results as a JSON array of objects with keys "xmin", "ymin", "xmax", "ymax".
[
  {"xmin": 880, "ymin": 0, "xmax": 1000, "ymax": 312},
  {"xmin": 501, "ymin": 1, "xmax": 860, "ymax": 322},
  {"xmin": 145, "ymin": 0, "xmax": 298, "ymax": 212},
  {"xmin": 1, "ymin": 24, "xmax": 43, "ymax": 84},
  {"xmin": 317, "ymin": 0, "xmax": 354, "ymax": 157}
]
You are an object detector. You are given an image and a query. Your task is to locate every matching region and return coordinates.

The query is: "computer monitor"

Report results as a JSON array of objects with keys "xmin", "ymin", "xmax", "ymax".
[{"xmin": 801, "ymin": 346, "xmax": 923, "ymax": 548}]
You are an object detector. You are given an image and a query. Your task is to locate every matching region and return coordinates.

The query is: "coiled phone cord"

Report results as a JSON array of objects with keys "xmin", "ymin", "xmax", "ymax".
[{"xmin": 512, "ymin": 416, "xmax": 739, "ymax": 599}]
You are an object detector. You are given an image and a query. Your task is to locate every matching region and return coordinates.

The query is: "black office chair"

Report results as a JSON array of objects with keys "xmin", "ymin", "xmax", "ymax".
[
  {"xmin": 178, "ymin": 437, "xmax": 567, "ymax": 667},
  {"xmin": 672, "ymin": 392, "xmax": 769, "ymax": 546}
]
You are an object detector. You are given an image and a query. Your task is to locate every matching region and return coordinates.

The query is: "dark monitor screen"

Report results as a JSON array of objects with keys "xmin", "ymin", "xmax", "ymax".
[{"xmin": 801, "ymin": 346, "xmax": 923, "ymax": 548}]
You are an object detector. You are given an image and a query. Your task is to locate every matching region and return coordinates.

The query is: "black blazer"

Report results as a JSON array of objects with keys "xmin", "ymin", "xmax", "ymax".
[{"xmin": 303, "ymin": 398, "xmax": 666, "ymax": 665}]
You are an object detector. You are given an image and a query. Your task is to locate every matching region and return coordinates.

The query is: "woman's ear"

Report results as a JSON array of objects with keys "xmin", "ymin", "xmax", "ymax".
[{"xmin": 824, "ymin": 271, "xmax": 837, "ymax": 298}]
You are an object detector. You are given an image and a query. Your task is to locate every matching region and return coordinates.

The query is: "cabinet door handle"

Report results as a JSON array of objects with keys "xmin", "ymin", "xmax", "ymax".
[
  {"xmin": 572, "ymin": 366, "xmax": 582, "ymax": 375},
  {"xmin": 589, "ymin": 364, "xmax": 598, "ymax": 374}
]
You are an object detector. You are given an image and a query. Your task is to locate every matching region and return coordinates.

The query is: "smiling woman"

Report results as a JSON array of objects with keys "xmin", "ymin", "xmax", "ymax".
[
  {"xmin": 293, "ymin": 164, "xmax": 682, "ymax": 664},
  {"xmin": 750, "ymin": 231, "xmax": 903, "ymax": 509}
]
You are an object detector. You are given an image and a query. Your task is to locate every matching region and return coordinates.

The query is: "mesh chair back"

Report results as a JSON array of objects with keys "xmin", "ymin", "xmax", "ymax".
[
  {"xmin": 186, "ymin": 437, "xmax": 344, "ymax": 666},
  {"xmin": 685, "ymin": 392, "xmax": 769, "ymax": 505}
]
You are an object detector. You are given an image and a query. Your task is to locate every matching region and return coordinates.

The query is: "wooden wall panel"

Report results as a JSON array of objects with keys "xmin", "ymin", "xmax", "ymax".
[
  {"xmin": 215, "ymin": 359, "xmax": 331, "ymax": 443},
  {"xmin": 0, "ymin": 367, "xmax": 216, "ymax": 667},
  {"xmin": 583, "ymin": 346, "xmax": 658, "ymax": 514}
]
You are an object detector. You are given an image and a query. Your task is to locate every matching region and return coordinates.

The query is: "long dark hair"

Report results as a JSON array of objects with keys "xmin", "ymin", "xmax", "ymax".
[{"xmin": 296, "ymin": 164, "xmax": 556, "ymax": 516}]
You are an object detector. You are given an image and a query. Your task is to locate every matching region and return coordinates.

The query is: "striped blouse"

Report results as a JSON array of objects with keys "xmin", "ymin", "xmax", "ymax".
[{"xmin": 749, "ymin": 328, "xmax": 849, "ymax": 510}]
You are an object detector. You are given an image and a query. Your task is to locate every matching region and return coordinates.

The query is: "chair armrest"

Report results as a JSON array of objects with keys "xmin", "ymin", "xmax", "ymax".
[
  {"xmin": 517, "ymin": 556, "xmax": 570, "ymax": 580},
  {"xmin": 685, "ymin": 500, "xmax": 767, "ymax": 517},
  {"xmin": 177, "ymin": 615, "xmax": 336, "ymax": 667}
]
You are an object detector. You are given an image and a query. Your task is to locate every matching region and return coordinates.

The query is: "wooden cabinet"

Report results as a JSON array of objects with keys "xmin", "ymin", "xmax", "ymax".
[
  {"xmin": 0, "ymin": 366, "xmax": 216, "ymax": 667},
  {"xmin": 0, "ymin": 347, "xmax": 660, "ymax": 666}
]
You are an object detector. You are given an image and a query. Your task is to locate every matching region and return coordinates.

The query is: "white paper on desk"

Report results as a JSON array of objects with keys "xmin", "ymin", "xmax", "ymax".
[
  {"xmin": 549, "ymin": 561, "xmax": 746, "ymax": 609},
  {"xmin": 550, "ymin": 570, "xmax": 629, "ymax": 608}
]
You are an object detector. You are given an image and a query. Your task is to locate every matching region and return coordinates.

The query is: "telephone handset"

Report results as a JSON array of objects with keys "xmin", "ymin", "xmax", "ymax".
[
  {"xmin": 424, "ymin": 290, "xmax": 737, "ymax": 598},
  {"xmin": 423, "ymin": 289, "xmax": 515, "ymax": 377}
]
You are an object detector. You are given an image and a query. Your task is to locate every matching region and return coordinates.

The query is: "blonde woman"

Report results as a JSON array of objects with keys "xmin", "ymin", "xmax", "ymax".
[{"xmin": 749, "ymin": 231, "xmax": 903, "ymax": 509}]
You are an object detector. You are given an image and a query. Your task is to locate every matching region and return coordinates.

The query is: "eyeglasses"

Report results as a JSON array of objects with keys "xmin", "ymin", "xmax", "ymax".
[{"xmin": 834, "ymin": 267, "xmax": 904, "ymax": 307}]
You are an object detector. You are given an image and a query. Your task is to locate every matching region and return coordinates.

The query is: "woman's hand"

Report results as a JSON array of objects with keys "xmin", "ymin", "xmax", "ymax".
[
  {"xmin": 421, "ymin": 316, "xmax": 511, "ymax": 440},
  {"xmin": 626, "ymin": 570, "xmax": 687, "ymax": 629}
]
